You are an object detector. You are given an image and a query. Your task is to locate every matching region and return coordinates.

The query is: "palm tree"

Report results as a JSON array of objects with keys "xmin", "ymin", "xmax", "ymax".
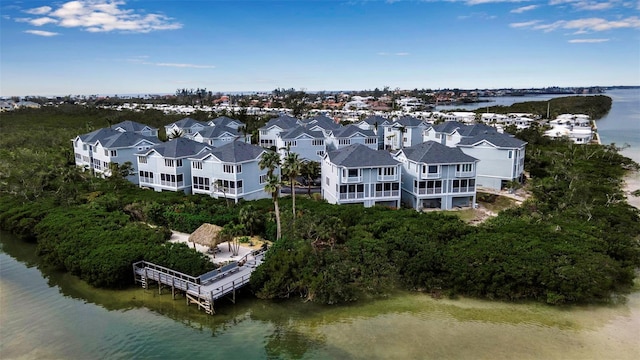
[
  {"xmin": 300, "ymin": 160, "xmax": 320, "ymax": 197},
  {"xmin": 259, "ymin": 151, "xmax": 282, "ymax": 240},
  {"xmin": 264, "ymin": 175, "xmax": 282, "ymax": 240},
  {"xmin": 282, "ymin": 151, "xmax": 301, "ymax": 218}
]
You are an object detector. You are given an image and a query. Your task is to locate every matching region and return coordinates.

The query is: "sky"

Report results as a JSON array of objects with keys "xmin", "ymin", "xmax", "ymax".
[{"xmin": 1, "ymin": 0, "xmax": 639, "ymax": 96}]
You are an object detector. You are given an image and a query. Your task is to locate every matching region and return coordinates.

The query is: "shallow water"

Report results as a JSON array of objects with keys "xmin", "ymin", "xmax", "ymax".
[{"xmin": 1, "ymin": 232, "xmax": 639, "ymax": 359}]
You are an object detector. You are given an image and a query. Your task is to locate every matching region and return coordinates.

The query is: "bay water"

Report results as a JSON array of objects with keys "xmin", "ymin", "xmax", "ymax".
[{"xmin": 2, "ymin": 89, "xmax": 640, "ymax": 359}]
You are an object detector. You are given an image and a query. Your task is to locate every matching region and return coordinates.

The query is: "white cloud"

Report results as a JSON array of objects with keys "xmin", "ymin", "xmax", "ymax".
[
  {"xmin": 18, "ymin": 1, "xmax": 181, "ymax": 33},
  {"xmin": 548, "ymin": 0, "xmax": 618, "ymax": 11},
  {"xmin": 24, "ymin": 6, "xmax": 52, "ymax": 15},
  {"xmin": 509, "ymin": 20, "xmax": 541, "ymax": 28},
  {"xmin": 395, "ymin": 52, "xmax": 410, "ymax": 56},
  {"xmin": 511, "ymin": 5, "xmax": 539, "ymax": 13},
  {"xmin": 24, "ymin": 30, "xmax": 59, "ymax": 36},
  {"xmin": 568, "ymin": 38, "xmax": 610, "ymax": 42}
]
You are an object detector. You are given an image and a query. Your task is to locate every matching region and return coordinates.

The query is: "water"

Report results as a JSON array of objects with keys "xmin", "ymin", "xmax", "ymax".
[
  {"xmin": 2, "ymin": 89, "xmax": 640, "ymax": 359},
  {"xmin": 2, "ymin": 230, "xmax": 640, "ymax": 359}
]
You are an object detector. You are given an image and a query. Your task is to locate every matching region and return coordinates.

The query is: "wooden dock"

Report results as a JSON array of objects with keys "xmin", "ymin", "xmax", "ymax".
[{"xmin": 132, "ymin": 250, "xmax": 265, "ymax": 314}]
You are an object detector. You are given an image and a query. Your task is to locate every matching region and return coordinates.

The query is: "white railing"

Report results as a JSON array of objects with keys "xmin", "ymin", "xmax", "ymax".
[
  {"xmin": 339, "ymin": 192, "xmax": 365, "ymax": 200},
  {"xmin": 375, "ymin": 190, "xmax": 399, "ymax": 197},
  {"xmin": 342, "ymin": 176, "xmax": 362, "ymax": 183}
]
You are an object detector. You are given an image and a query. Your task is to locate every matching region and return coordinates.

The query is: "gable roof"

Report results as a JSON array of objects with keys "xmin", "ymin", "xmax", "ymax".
[
  {"xmin": 432, "ymin": 121, "xmax": 499, "ymax": 137},
  {"xmin": 393, "ymin": 116, "xmax": 425, "ymax": 127},
  {"xmin": 112, "ymin": 120, "xmax": 156, "ymax": 133},
  {"xmin": 168, "ymin": 117, "xmax": 207, "ymax": 128},
  {"xmin": 142, "ymin": 137, "xmax": 210, "ymax": 158},
  {"xmin": 361, "ymin": 115, "xmax": 390, "ymax": 126},
  {"xmin": 303, "ymin": 115, "xmax": 341, "ymax": 130},
  {"xmin": 457, "ymin": 132, "xmax": 527, "ymax": 148},
  {"xmin": 193, "ymin": 141, "xmax": 266, "ymax": 163},
  {"xmin": 195, "ymin": 125, "xmax": 240, "ymax": 138},
  {"xmin": 331, "ymin": 124, "xmax": 375, "ymax": 138},
  {"xmin": 98, "ymin": 132, "xmax": 160, "ymax": 149},
  {"xmin": 78, "ymin": 128, "xmax": 121, "ymax": 143},
  {"xmin": 399, "ymin": 141, "xmax": 477, "ymax": 164},
  {"xmin": 262, "ymin": 115, "xmax": 301, "ymax": 130},
  {"xmin": 209, "ymin": 116, "xmax": 243, "ymax": 128},
  {"xmin": 326, "ymin": 143, "xmax": 400, "ymax": 167},
  {"xmin": 279, "ymin": 126, "xmax": 325, "ymax": 140}
]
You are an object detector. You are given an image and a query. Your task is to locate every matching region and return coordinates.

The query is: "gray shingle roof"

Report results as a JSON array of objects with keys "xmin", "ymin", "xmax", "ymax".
[
  {"xmin": 432, "ymin": 121, "xmax": 498, "ymax": 136},
  {"xmin": 303, "ymin": 115, "xmax": 341, "ymax": 130},
  {"xmin": 195, "ymin": 125, "xmax": 240, "ymax": 138},
  {"xmin": 280, "ymin": 126, "xmax": 325, "ymax": 140},
  {"xmin": 209, "ymin": 116, "xmax": 243, "ymax": 128},
  {"xmin": 394, "ymin": 116, "xmax": 425, "ymax": 127},
  {"xmin": 144, "ymin": 137, "xmax": 210, "ymax": 158},
  {"xmin": 457, "ymin": 133, "xmax": 527, "ymax": 148},
  {"xmin": 112, "ymin": 120, "xmax": 157, "ymax": 133},
  {"xmin": 193, "ymin": 141, "xmax": 265, "ymax": 163},
  {"xmin": 433, "ymin": 121, "xmax": 465, "ymax": 134},
  {"xmin": 326, "ymin": 143, "xmax": 400, "ymax": 167},
  {"xmin": 400, "ymin": 141, "xmax": 477, "ymax": 164},
  {"xmin": 79, "ymin": 128, "xmax": 121, "ymax": 143},
  {"xmin": 332, "ymin": 124, "xmax": 375, "ymax": 138},
  {"xmin": 99, "ymin": 132, "xmax": 160, "ymax": 148},
  {"xmin": 170, "ymin": 117, "xmax": 207, "ymax": 128},
  {"xmin": 263, "ymin": 115, "xmax": 300, "ymax": 130}
]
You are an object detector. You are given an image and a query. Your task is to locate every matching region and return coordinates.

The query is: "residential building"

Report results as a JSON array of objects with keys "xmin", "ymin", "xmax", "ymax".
[
  {"xmin": 325, "ymin": 125, "xmax": 377, "ymax": 151},
  {"xmin": 72, "ymin": 128, "xmax": 122, "ymax": 170},
  {"xmin": 394, "ymin": 141, "xmax": 478, "ymax": 210},
  {"xmin": 545, "ymin": 114, "xmax": 593, "ymax": 144},
  {"xmin": 275, "ymin": 126, "xmax": 327, "ymax": 161},
  {"xmin": 189, "ymin": 141, "xmax": 272, "ymax": 203},
  {"xmin": 301, "ymin": 114, "xmax": 341, "ymax": 132},
  {"xmin": 193, "ymin": 126, "xmax": 247, "ymax": 147},
  {"xmin": 207, "ymin": 116, "xmax": 244, "ymax": 131},
  {"xmin": 321, "ymin": 143, "xmax": 401, "ymax": 208},
  {"xmin": 136, "ymin": 137, "xmax": 211, "ymax": 193},
  {"xmin": 258, "ymin": 114, "xmax": 301, "ymax": 148},
  {"xmin": 92, "ymin": 132, "xmax": 160, "ymax": 183},
  {"xmin": 383, "ymin": 116, "xmax": 429, "ymax": 150},
  {"xmin": 356, "ymin": 115, "xmax": 391, "ymax": 149},
  {"xmin": 423, "ymin": 121, "xmax": 499, "ymax": 147},
  {"xmin": 456, "ymin": 133, "xmax": 526, "ymax": 190},
  {"xmin": 164, "ymin": 117, "xmax": 207, "ymax": 139}
]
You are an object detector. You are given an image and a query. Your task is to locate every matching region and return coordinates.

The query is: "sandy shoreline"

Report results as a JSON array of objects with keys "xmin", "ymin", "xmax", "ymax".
[{"xmin": 623, "ymin": 170, "xmax": 640, "ymax": 210}]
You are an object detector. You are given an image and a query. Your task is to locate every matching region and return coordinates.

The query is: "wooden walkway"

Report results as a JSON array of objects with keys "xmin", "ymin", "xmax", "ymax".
[{"xmin": 132, "ymin": 250, "xmax": 265, "ymax": 314}]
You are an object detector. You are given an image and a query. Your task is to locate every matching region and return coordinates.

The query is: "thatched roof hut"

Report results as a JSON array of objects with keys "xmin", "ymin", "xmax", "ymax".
[{"xmin": 189, "ymin": 223, "xmax": 223, "ymax": 249}]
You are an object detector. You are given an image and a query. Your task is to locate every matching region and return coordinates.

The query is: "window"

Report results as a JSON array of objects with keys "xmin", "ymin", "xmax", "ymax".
[
  {"xmin": 427, "ymin": 165, "xmax": 438, "ymax": 174},
  {"xmin": 365, "ymin": 138, "xmax": 376, "ymax": 144},
  {"xmin": 285, "ymin": 140, "xmax": 297, "ymax": 147},
  {"xmin": 176, "ymin": 159, "xmax": 183, "ymax": 167},
  {"xmin": 103, "ymin": 161, "xmax": 108, "ymax": 169},
  {"xmin": 165, "ymin": 159, "xmax": 175, "ymax": 167},
  {"xmin": 236, "ymin": 165, "xmax": 242, "ymax": 173},
  {"xmin": 312, "ymin": 139, "xmax": 324, "ymax": 146},
  {"xmin": 110, "ymin": 150, "xmax": 117, "ymax": 157},
  {"xmin": 348, "ymin": 169, "xmax": 359, "ymax": 177},
  {"xmin": 104, "ymin": 150, "xmax": 108, "ymax": 156},
  {"xmin": 223, "ymin": 164, "xmax": 234, "ymax": 173},
  {"xmin": 260, "ymin": 174, "xmax": 267, "ymax": 184},
  {"xmin": 326, "ymin": 176, "xmax": 330, "ymax": 186},
  {"xmin": 193, "ymin": 177, "xmax": 210, "ymax": 191},
  {"xmin": 75, "ymin": 153, "xmax": 82, "ymax": 160},
  {"xmin": 192, "ymin": 161, "xmax": 203, "ymax": 169},
  {"xmin": 339, "ymin": 138, "xmax": 351, "ymax": 145},
  {"xmin": 508, "ymin": 150, "xmax": 513, "ymax": 159},
  {"xmin": 316, "ymin": 150, "xmax": 325, "ymax": 157},
  {"xmin": 457, "ymin": 163, "xmax": 472, "ymax": 172},
  {"xmin": 139, "ymin": 171, "xmax": 153, "ymax": 183},
  {"xmin": 378, "ymin": 167, "xmax": 396, "ymax": 176},
  {"xmin": 260, "ymin": 130, "xmax": 268, "ymax": 135},
  {"xmin": 138, "ymin": 156, "xmax": 147, "ymax": 164}
]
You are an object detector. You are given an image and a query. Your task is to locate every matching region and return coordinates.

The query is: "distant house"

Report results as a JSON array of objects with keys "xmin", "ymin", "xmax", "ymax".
[
  {"xmin": 258, "ymin": 115, "xmax": 301, "ymax": 148},
  {"xmin": 192, "ymin": 126, "xmax": 246, "ymax": 147},
  {"xmin": 189, "ymin": 141, "xmax": 271, "ymax": 203},
  {"xmin": 321, "ymin": 143, "xmax": 401, "ymax": 208},
  {"xmin": 355, "ymin": 115, "xmax": 391, "ymax": 150},
  {"xmin": 422, "ymin": 121, "xmax": 498, "ymax": 147},
  {"xmin": 72, "ymin": 128, "xmax": 122, "ymax": 170},
  {"xmin": 111, "ymin": 120, "xmax": 158, "ymax": 137},
  {"xmin": 394, "ymin": 141, "xmax": 478, "ymax": 210},
  {"xmin": 164, "ymin": 117, "xmax": 207, "ymax": 139},
  {"xmin": 325, "ymin": 125, "xmax": 377, "ymax": 151},
  {"xmin": 545, "ymin": 114, "xmax": 593, "ymax": 144},
  {"xmin": 383, "ymin": 116, "xmax": 429, "ymax": 151},
  {"xmin": 206, "ymin": 116, "xmax": 244, "ymax": 131},
  {"xmin": 301, "ymin": 115, "xmax": 341, "ymax": 132},
  {"xmin": 456, "ymin": 133, "xmax": 526, "ymax": 190},
  {"xmin": 275, "ymin": 126, "xmax": 327, "ymax": 161},
  {"xmin": 136, "ymin": 137, "xmax": 211, "ymax": 193}
]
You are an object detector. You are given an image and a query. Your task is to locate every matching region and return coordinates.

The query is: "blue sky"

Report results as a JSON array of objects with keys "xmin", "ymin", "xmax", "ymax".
[{"xmin": 1, "ymin": 0, "xmax": 639, "ymax": 96}]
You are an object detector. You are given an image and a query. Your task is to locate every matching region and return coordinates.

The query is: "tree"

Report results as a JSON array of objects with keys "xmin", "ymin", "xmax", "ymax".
[
  {"xmin": 282, "ymin": 151, "xmax": 301, "ymax": 218},
  {"xmin": 259, "ymin": 151, "xmax": 282, "ymax": 240},
  {"xmin": 300, "ymin": 160, "xmax": 320, "ymax": 197},
  {"xmin": 169, "ymin": 129, "xmax": 184, "ymax": 139}
]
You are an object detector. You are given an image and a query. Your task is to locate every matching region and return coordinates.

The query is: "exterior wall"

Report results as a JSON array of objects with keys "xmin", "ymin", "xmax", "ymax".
[
  {"xmin": 191, "ymin": 158, "xmax": 270, "ymax": 203},
  {"xmin": 73, "ymin": 138, "xmax": 92, "ymax": 169},
  {"xmin": 397, "ymin": 156, "xmax": 476, "ymax": 210},
  {"xmin": 459, "ymin": 144, "xmax": 525, "ymax": 190},
  {"xmin": 384, "ymin": 125, "xmax": 426, "ymax": 150},
  {"xmin": 321, "ymin": 158, "xmax": 401, "ymax": 208},
  {"xmin": 137, "ymin": 152, "xmax": 192, "ymax": 193},
  {"xmin": 259, "ymin": 126, "xmax": 282, "ymax": 148},
  {"xmin": 276, "ymin": 135, "xmax": 326, "ymax": 161}
]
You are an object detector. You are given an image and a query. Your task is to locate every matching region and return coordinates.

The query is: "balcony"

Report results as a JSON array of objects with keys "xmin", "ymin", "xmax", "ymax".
[
  {"xmin": 160, "ymin": 180, "xmax": 184, "ymax": 188},
  {"xmin": 341, "ymin": 176, "xmax": 362, "ymax": 183},
  {"xmin": 455, "ymin": 171, "xmax": 474, "ymax": 177},
  {"xmin": 377, "ymin": 174, "xmax": 397, "ymax": 182},
  {"xmin": 375, "ymin": 190, "xmax": 399, "ymax": 198},
  {"xmin": 339, "ymin": 192, "xmax": 365, "ymax": 200},
  {"xmin": 421, "ymin": 173, "xmax": 440, "ymax": 179}
]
